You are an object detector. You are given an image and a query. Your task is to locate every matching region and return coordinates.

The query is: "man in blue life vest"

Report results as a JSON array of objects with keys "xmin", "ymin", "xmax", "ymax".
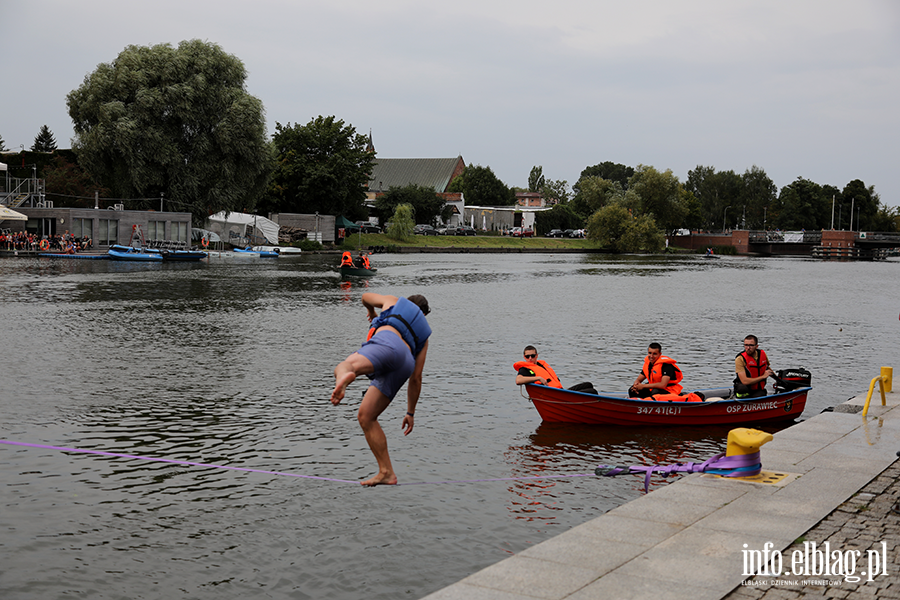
[
  {"xmin": 629, "ymin": 343, "xmax": 683, "ymax": 398},
  {"xmin": 734, "ymin": 335, "xmax": 774, "ymax": 398},
  {"xmin": 330, "ymin": 292, "xmax": 431, "ymax": 486}
]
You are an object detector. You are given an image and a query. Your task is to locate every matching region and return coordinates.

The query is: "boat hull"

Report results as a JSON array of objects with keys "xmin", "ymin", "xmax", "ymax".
[
  {"xmin": 340, "ymin": 265, "xmax": 377, "ymax": 277},
  {"xmin": 160, "ymin": 250, "xmax": 208, "ymax": 261},
  {"xmin": 524, "ymin": 384, "xmax": 809, "ymax": 426},
  {"xmin": 107, "ymin": 246, "xmax": 163, "ymax": 261},
  {"xmin": 234, "ymin": 248, "xmax": 278, "ymax": 257}
]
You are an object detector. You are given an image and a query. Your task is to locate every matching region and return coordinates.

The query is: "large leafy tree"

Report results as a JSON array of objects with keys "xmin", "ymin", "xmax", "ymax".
[
  {"xmin": 684, "ymin": 166, "xmax": 743, "ymax": 230},
  {"xmin": 569, "ymin": 176, "xmax": 623, "ymax": 218},
  {"xmin": 628, "ymin": 165, "xmax": 685, "ymax": 234},
  {"xmin": 386, "ymin": 203, "xmax": 415, "ymax": 241},
  {"xmin": 447, "ymin": 164, "xmax": 515, "ymax": 205},
  {"xmin": 576, "ymin": 161, "xmax": 634, "ymax": 191},
  {"xmin": 539, "ymin": 178, "xmax": 569, "ymax": 205},
  {"xmin": 534, "ymin": 203, "xmax": 583, "ymax": 234},
  {"xmin": 43, "ymin": 155, "xmax": 111, "ymax": 208},
  {"xmin": 31, "ymin": 125, "xmax": 58, "ymax": 152},
  {"xmin": 374, "ymin": 184, "xmax": 450, "ymax": 225},
  {"xmin": 66, "ymin": 39, "xmax": 271, "ymax": 223},
  {"xmin": 586, "ymin": 204, "xmax": 664, "ymax": 253},
  {"xmin": 771, "ymin": 177, "xmax": 832, "ymax": 230},
  {"xmin": 841, "ymin": 179, "xmax": 884, "ymax": 231},
  {"xmin": 739, "ymin": 166, "xmax": 778, "ymax": 229},
  {"xmin": 266, "ymin": 116, "xmax": 374, "ymax": 220}
]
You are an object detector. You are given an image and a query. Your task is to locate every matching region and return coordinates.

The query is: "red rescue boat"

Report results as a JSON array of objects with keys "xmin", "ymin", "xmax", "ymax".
[{"xmin": 523, "ymin": 384, "xmax": 809, "ymax": 426}]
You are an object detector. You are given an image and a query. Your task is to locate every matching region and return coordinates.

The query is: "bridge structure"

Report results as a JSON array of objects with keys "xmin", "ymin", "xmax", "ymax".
[{"xmin": 669, "ymin": 229, "xmax": 899, "ymax": 260}]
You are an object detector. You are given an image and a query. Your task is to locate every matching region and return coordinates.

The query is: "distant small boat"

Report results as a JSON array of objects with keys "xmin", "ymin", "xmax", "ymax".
[
  {"xmin": 160, "ymin": 249, "xmax": 208, "ymax": 261},
  {"xmin": 234, "ymin": 246, "xmax": 278, "ymax": 257},
  {"xmin": 340, "ymin": 265, "xmax": 377, "ymax": 277},
  {"xmin": 252, "ymin": 245, "xmax": 301, "ymax": 255}
]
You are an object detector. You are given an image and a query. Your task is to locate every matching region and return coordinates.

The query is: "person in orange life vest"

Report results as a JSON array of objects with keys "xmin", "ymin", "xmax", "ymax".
[
  {"xmin": 734, "ymin": 335, "xmax": 774, "ymax": 398},
  {"xmin": 629, "ymin": 343, "xmax": 683, "ymax": 398},
  {"xmin": 357, "ymin": 251, "xmax": 371, "ymax": 270},
  {"xmin": 514, "ymin": 346, "xmax": 597, "ymax": 393},
  {"xmin": 515, "ymin": 346, "xmax": 563, "ymax": 387},
  {"xmin": 340, "ymin": 251, "xmax": 354, "ymax": 267},
  {"xmin": 330, "ymin": 293, "xmax": 431, "ymax": 487}
]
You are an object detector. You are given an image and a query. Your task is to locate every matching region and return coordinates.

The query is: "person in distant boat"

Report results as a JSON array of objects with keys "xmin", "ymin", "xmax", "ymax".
[
  {"xmin": 340, "ymin": 251, "xmax": 354, "ymax": 267},
  {"xmin": 706, "ymin": 247, "xmax": 714, "ymax": 256},
  {"xmin": 356, "ymin": 251, "xmax": 371, "ymax": 270},
  {"xmin": 330, "ymin": 292, "xmax": 432, "ymax": 486},
  {"xmin": 734, "ymin": 335, "xmax": 774, "ymax": 398},
  {"xmin": 629, "ymin": 343, "xmax": 683, "ymax": 398},
  {"xmin": 514, "ymin": 346, "xmax": 597, "ymax": 393}
]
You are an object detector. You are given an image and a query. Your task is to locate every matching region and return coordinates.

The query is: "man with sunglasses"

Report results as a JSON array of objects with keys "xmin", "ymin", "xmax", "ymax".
[
  {"xmin": 734, "ymin": 335, "xmax": 774, "ymax": 398},
  {"xmin": 514, "ymin": 346, "xmax": 596, "ymax": 393}
]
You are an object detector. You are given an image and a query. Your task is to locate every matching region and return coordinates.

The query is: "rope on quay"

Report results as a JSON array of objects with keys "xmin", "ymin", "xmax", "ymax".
[{"xmin": 595, "ymin": 451, "xmax": 762, "ymax": 492}]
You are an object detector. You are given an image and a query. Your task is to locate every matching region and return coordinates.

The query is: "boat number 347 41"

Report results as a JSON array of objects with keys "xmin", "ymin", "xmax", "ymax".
[{"xmin": 636, "ymin": 405, "xmax": 682, "ymax": 416}]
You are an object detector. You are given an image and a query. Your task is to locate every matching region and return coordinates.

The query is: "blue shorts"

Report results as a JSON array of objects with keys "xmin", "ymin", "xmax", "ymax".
[{"xmin": 356, "ymin": 331, "xmax": 415, "ymax": 400}]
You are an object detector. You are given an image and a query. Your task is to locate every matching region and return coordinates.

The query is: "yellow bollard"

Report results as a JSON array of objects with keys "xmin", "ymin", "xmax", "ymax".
[
  {"xmin": 725, "ymin": 427, "xmax": 774, "ymax": 456},
  {"xmin": 881, "ymin": 367, "xmax": 893, "ymax": 393}
]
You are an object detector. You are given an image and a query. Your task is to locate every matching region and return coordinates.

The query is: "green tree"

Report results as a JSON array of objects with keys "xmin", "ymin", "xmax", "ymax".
[
  {"xmin": 570, "ymin": 176, "xmax": 622, "ymax": 217},
  {"xmin": 43, "ymin": 155, "xmax": 110, "ymax": 208},
  {"xmin": 539, "ymin": 178, "xmax": 569, "ymax": 204},
  {"xmin": 528, "ymin": 165, "xmax": 545, "ymax": 192},
  {"xmin": 771, "ymin": 177, "xmax": 831, "ymax": 230},
  {"xmin": 534, "ymin": 203, "xmax": 583, "ymax": 234},
  {"xmin": 841, "ymin": 179, "xmax": 884, "ymax": 231},
  {"xmin": 739, "ymin": 166, "xmax": 778, "ymax": 229},
  {"xmin": 0, "ymin": 133, "xmax": 6, "ymax": 151},
  {"xmin": 66, "ymin": 39, "xmax": 271, "ymax": 224},
  {"xmin": 576, "ymin": 161, "xmax": 634, "ymax": 191},
  {"xmin": 31, "ymin": 125, "xmax": 58, "ymax": 152},
  {"xmin": 267, "ymin": 116, "xmax": 375, "ymax": 220},
  {"xmin": 586, "ymin": 204, "xmax": 664, "ymax": 253},
  {"xmin": 447, "ymin": 164, "xmax": 515, "ymax": 205},
  {"xmin": 374, "ymin": 184, "xmax": 450, "ymax": 225},
  {"xmin": 386, "ymin": 203, "xmax": 415, "ymax": 241},
  {"xmin": 684, "ymin": 166, "xmax": 742, "ymax": 230},
  {"xmin": 628, "ymin": 165, "xmax": 685, "ymax": 234}
]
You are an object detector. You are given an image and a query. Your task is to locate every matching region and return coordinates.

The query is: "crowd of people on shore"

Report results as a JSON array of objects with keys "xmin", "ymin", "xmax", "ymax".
[{"xmin": 0, "ymin": 230, "xmax": 93, "ymax": 253}]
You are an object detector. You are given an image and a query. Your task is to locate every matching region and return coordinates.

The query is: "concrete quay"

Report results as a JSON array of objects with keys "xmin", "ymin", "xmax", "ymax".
[{"xmin": 423, "ymin": 389, "xmax": 900, "ymax": 600}]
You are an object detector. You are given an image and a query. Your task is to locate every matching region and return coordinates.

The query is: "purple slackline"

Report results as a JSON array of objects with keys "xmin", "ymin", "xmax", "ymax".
[
  {"xmin": 595, "ymin": 451, "xmax": 762, "ymax": 492},
  {"xmin": 0, "ymin": 439, "xmax": 595, "ymax": 486}
]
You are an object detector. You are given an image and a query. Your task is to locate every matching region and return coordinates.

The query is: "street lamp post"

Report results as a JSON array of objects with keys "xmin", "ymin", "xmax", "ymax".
[{"xmin": 722, "ymin": 206, "xmax": 731, "ymax": 233}]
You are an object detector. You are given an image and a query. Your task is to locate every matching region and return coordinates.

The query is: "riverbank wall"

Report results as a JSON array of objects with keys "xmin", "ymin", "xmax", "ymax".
[{"xmin": 423, "ymin": 379, "xmax": 900, "ymax": 600}]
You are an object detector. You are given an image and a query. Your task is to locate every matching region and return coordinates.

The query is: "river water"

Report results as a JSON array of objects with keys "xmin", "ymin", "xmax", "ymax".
[{"xmin": 1, "ymin": 252, "xmax": 897, "ymax": 599}]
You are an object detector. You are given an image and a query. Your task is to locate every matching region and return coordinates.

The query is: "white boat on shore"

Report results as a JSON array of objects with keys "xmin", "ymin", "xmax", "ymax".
[{"xmin": 252, "ymin": 245, "xmax": 301, "ymax": 255}]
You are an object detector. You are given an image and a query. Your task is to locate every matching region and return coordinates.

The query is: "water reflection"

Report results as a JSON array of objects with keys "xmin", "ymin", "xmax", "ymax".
[{"xmin": 1, "ymin": 252, "xmax": 898, "ymax": 600}]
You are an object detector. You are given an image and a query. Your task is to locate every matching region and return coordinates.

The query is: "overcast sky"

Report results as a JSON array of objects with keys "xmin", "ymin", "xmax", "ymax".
[{"xmin": 3, "ymin": 1, "xmax": 899, "ymax": 209}]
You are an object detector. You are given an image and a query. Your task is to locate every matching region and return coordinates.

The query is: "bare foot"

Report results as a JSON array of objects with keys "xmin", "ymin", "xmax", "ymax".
[
  {"xmin": 361, "ymin": 471, "xmax": 398, "ymax": 486},
  {"xmin": 330, "ymin": 371, "xmax": 356, "ymax": 405}
]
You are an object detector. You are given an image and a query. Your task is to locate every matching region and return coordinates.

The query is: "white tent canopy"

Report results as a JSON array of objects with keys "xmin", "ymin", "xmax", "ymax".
[
  {"xmin": 0, "ymin": 205, "xmax": 27, "ymax": 221},
  {"xmin": 205, "ymin": 211, "xmax": 280, "ymax": 246}
]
